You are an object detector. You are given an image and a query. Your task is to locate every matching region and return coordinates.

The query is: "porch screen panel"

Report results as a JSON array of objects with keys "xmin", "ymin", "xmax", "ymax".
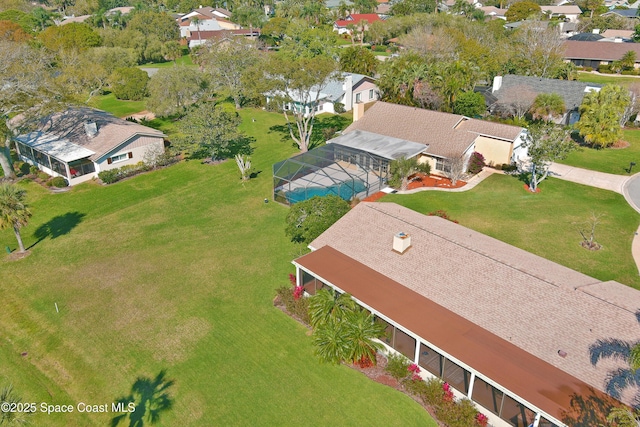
[
  {"xmin": 419, "ymin": 343, "xmax": 444, "ymax": 377},
  {"xmin": 393, "ymin": 327, "xmax": 416, "ymax": 359},
  {"xmin": 50, "ymin": 157, "xmax": 67, "ymax": 178},
  {"xmin": 374, "ymin": 316, "xmax": 394, "ymax": 347},
  {"xmin": 34, "ymin": 150, "xmax": 50, "ymax": 169},
  {"xmin": 442, "ymin": 359, "xmax": 471, "ymax": 394},
  {"xmin": 499, "ymin": 394, "xmax": 535, "ymax": 427},
  {"xmin": 472, "ymin": 377, "xmax": 504, "ymax": 415},
  {"xmin": 538, "ymin": 416, "xmax": 561, "ymax": 427},
  {"xmin": 301, "ymin": 270, "xmax": 316, "ymax": 295}
]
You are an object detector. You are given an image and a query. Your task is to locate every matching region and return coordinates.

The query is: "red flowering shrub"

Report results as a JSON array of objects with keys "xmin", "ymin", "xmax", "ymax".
[
  {"xmin": 293, "ymin": 285, "xmax": 304, "ymax": 300},
  {"xmin": 288, "ymin": 273, "xmax": 297, "ymax": 286},
  {"xmin": 442, "ymin": 382, "xmax": 454, "ymax": 402},
  {"xmin": 467, "ymin": 152, "xmax": 485, "ymax": 175},
  {"xmin": 475, "ymin": 412, "xmax": 489, "ymax": 427},
  {"xmin": 408, "ymin": 363, "xmax": 421, "ymax": 374}
]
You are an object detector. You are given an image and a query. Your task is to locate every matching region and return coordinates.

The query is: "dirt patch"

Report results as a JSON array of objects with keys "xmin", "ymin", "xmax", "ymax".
[
  {"xmin": 126, "ymin": 110, "xmax": 156, "ymax": 120},
  {"xmin": 581, "ymin": 241, "xmax": 602, "ymax": 251},
  {"xmin": 524, "ymin": 184, "xmax": 540, "ymax": 193},
  {"xmin": 611, "ymin": 140, "xmax": 630, "ymax": 149},
  {"xmin": 5, "ymin": 250, "xmax": 31, "ymax": 261}
]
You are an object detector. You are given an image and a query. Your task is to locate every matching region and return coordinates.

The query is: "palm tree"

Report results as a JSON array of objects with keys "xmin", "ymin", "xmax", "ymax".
[
  {"xmin": 1, "ymin": 383, "xmax": 31, "ymax": 425},
  {"xmin": 0, "ymin": 183, "xmax": 32, "ymax": 253},
  {"xmin": 344, "ymin": 309, "xmax": 385, "ymax": 367},
  {"xmin": 530, "ymin": 93, "xmax": 565, "ymax": 122},
  {"xmin": 313, "ymin": 320, "xmax": 349, "ymax": 364},
  {"xmin": 308, "ymin": 288, "xmax": 356, "ymax": 328},
  {"xmin": 191, "ymin": 17, "xmax": 202, "ymax": 46},
  {"xmin": 389, "ymin": 156, "xmax": 430, "ymax": 191},
  {"xmin": 607, "ymin": 406, "xmax": 640, "ymax": 427}
]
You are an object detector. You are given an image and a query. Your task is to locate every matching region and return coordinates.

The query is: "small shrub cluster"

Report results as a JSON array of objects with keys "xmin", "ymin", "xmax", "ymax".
[
  {"xmin": 466, "ymin": 152, "xmax": 485, "ymax": 175},
  {"xmin": 46, "ymin": 176, "xmax": 68, "ymax": 187},
  {"xmin": 13, "ymin": 161, "xmax": 30, "ymax": 177},
  {"xmin": 384, "ymin": 354, "xmax": 487, "ymax": 427},
  {"xmin": 37, "ymin": 172, "xmax": 49, "ymax": 180},
  {"xmin": 98, "ymin": 154, "xmax": 178, "ymax": 185},
  {"xmin": 429, "ymin": 210, "xmax": 459, "ymax": 224},
  {"xmin": 584, "ymin": 67, "xmax": 593, "ymax": 72},
  {"xmin": 275, "ymin": 282, "xmax": 310, "ymax": 325},
  {"xmin": 29, "ymin": 165, "xmax": 39, "ymax": 175}
]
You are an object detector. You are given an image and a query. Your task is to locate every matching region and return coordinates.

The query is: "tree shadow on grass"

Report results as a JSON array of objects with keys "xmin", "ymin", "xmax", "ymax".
[
  {"xmin": 29, "ymin": 211, "xmax": 86, "ymax": 249},
  {"xmin": 111, "ymin": 370, "xmax": 175, "ymax": 427}
]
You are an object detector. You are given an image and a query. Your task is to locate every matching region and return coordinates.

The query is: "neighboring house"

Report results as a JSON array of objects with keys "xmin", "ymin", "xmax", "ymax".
[
  {"xmin": 601, "ymin": 28, "xmax": 635, "ymax": 41},
  {"xmin": 564, "ymin": 40, "xmax": 640, "ymax": 69},
  {"xmin": 58, "ymin": 14, "xmax": 91, "ymax": 25},
  {"xmin": 485, "ymin": 75, "xmax": 602, "ymax": 125},
  {"xmin": 335, "ymin": 101, "xmax": 527, "ymax": 173},
  {"xmin": 293, "ymin": 202, "xmax": 638, "ymax": 427},
  {"xmin": 333, "ymin": 14, "xmax": 382, "ymax": 34},
  {"xmin": 106, "ymin": 6, "xmax": 134, "ymax": 15},
  {"xmin": 15, "ymin": 108, "xmax": 166, "ymax": 186},
  {"xmin": 540, "ymin": 5, "xmax": 582, "ymax": 22},
  {"xmin": 187, "ymin": 29, "xmax": 259, "ymax": 48},
  {"xmin": 267, "ymin": 73, "xmax": 380, "ymax": 116},
  {"xmin": 177, "ymin": 6, "xmax": 242, "ymax": 43},
  {"xmin": 601, "ymin": 8, "xmax": 639, "ymax": 18},
  {"xmin": 479, "ymin": 6, "xmax": 508, "ymax": 20}
]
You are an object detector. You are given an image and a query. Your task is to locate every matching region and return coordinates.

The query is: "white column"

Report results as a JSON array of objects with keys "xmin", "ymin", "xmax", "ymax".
[
  {"xmin": 532, "ymin": 412, "xmax": 541, "ymax": 427},
  {"xmin": 414, "ymin": 339, "xmax": 420, "ymax": 364},
  {"xmin": 467, "ymin": 372, "xmax": 476, "ymax": 399}
]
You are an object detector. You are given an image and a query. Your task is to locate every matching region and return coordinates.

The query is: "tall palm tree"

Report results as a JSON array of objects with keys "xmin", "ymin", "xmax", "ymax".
[
  {"xmin": 0, "ymin": 183, "xmax": 32, "ymax": 253},
  {"xmin": 1, "ymin": 383, "xmax": 31, "ymax": 425},
  {"xmin": 191, "ymin": 17, "xmax": 202, "ymax": 45},
  {"xmin": 308, "ymin": 288, "xmax": 357, "ymax": 328},
  {"xmin": 344, "ymin": 309, "xmax": 385, "ymax": 367}
]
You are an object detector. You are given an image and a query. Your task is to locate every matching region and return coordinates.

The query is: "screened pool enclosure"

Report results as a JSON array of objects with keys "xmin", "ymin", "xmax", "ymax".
[{"xmin": 273, "ymin": 143, "xmax": 391, "ymax": 205}]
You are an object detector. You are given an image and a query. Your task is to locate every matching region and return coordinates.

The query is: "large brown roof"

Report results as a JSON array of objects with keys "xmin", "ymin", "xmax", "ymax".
[
  {"xmin": 307, "ymin": 202, "xmax": 640, "ymax": 406},
  {"xmin": 29, "ymin": 108, "xmax": 165, "ymax": 161},
  {"xmin": 295, "ymin": 245, "xmax": 614, "ymax": 421},
  {"xmin": 344, "ymin": 101, "xmax": 524, "ymax": 157},
  {"xmin": 564, "ymin": 40, "xmax": 640, "ymax": 61}
]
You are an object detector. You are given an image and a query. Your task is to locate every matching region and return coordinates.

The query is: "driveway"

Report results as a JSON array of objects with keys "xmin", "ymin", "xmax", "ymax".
[{"xmin": 548, "ymin": 163, "xmax": 630, "ymax": 194}]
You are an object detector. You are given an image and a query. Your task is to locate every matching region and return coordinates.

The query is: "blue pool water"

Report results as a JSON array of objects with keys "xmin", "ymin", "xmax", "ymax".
[{"xmin": 285, "ymin": 180, "xmax": 367, "ymax": 204}]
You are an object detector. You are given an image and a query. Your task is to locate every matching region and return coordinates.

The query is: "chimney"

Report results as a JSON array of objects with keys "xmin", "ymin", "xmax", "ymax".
[
  {"xmin": 353, "ymin": 102, "xmax": 364, "ymax": 122},
  {"xmin": 614, "ymin": 37, "xmax": 623, "ymax": 43},
  {"xmin": 84, "ymin": 121, "xmax": 98, "ymax": 137},
  {"xmin": 492, "ymin": 75, "xmax": 502, "ymax": 93},
  {"xmin": 392, "ymin": 232, "xmax": 411, "ymax": 254},
  {"xmin": 343, "ymin": 74, "xmax": 353, "ymax": 111}
]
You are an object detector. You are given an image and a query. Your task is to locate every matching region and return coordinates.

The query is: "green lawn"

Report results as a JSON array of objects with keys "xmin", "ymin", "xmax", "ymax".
[
  {"xmin": 577, "ymin": 72, "xmax": 640, "ymax": 86},
  {"xmin": 140, "ymin": 54, "xmax": 195, "ymax": 68},
  {"xmin": 558, "ymin": 129, "xmax": 640, "ymax": 174},
  {"xmin": 0, "ymin": 108, "xmax": 437, "ymax": 426},
  {"xmin": 89, "ymin": 93, "xmax": 146, "ymax": 118},
  {"xmin": 383, "ymin": 174, "xmax": 640, "ymax": 288}
]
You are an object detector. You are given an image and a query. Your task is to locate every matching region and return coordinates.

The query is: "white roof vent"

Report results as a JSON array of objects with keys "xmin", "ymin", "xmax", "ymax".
[{"xmin": 393, "ymin": 232, "xmax": 412, "ymax": 254}]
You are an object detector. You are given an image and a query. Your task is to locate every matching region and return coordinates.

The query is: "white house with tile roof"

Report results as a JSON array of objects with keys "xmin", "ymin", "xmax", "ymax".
[
  {"xmin": 293, "ymin": 202, "xmax": 640, "ymax": 427},
  {"xmin": 15, "ymin": 108, "xmax": 166, "ymax": 186}
]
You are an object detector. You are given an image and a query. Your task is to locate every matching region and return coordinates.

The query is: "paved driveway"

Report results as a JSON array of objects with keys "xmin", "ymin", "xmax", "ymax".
[{"xmin": 548, "ymin": 163, "xmax": 629, "ymax": 194}]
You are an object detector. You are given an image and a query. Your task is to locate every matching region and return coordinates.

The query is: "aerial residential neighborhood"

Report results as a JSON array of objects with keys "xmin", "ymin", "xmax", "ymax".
[{"xmin": 3, "ymin": 0, "xmax": 640, "ymax": 425}]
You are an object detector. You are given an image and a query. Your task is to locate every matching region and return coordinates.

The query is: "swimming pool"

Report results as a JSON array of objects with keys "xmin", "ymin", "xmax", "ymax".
[{"xmin": 285, "ymin": 179, "xmax": 367, "ymax": 204}]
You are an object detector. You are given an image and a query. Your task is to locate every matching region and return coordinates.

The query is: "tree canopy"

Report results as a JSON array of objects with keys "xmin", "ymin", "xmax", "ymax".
[
  {"xmin": 284, "ymin": 195, "xmax": 350, "ymax": 244},
  {"xmin": 505, "ymin": 1, "xmax": 541, "ymax": 22},
  {"xmin": 524, "ymin": 123, "xmax": 575, "ymax": 192},
  {"xmin": 576, "ymin": 85, "xmax": 630, "ymax": 148},
  {"xmin": 146, "ymin": 66, "xmax": 207, "ymax": 117}
]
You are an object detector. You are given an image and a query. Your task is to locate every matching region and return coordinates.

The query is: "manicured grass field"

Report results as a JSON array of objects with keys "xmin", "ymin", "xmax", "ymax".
[
  {"xmin": 89, "ymin": 93, "xmax": 146, "ymax": 118},
  {"xmin": 558, "ymin": 129, "xmax": 640, "ymax": 175},
  {"xmin": 383, "ymin": 174, "xmax": 640, "ymax": 288},
  {"xmin": 140, "ymin": 54, "xmax": 195, "ymax": 68},
  {"xmin": 577, "ymin": 72, "xmax": 640, "ymax": 86},
  {"xmin": 0, "ymin": 108, "xmax": 437, "ymax": 426}
]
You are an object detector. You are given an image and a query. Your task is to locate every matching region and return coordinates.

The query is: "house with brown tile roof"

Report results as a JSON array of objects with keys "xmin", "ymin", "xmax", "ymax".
[
  {"xmin": 339, "ymin": 101, "xmax": 527, "ymax": 173},
  {"xmin": 293, "ymin": 202, "xmax": 640, "ymax": 427},
  {"xmin": 564, "ymin": 40, "xmax": 640, "ymax": 69},
  {"xmin": 15, "ymin": 108, "xmax": 166, "ymax": 186}
]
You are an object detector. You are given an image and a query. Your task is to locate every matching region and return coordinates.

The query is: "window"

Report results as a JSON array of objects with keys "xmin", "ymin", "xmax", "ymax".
[
  {"xmin": 355, "ymin": 93, "xmax": 361, "ymax": 103},
  {"xmin": 108, "ymin": 152, "xmax": 132, "ymax": 164},
  {"xmin": 50, "ymin": 157, "xmax": 67, "ymax": 178},
  {"xmin": 500, "ymin": 394, "xmax": 535, "ymax": 427},
  {"xmin": 302, "ymin": 270, "xmax": 316, "ymax": 295},
  {"xmin": 436, "ymin": 158, "xmax": 451, "ymax": 173},
  {"xmin": 394, "ymin": 328, "xmax": 416, "ymax": 359},
  {"xmin": 34, "ymin": 149, "xmax": 50, "ymax": 169},
  {"xmin": 442, "ymin": 359, "xmax": 471, "ymax": 394},
  {"xmin": 472, "ymin": 377, "xmax": 504, "ymax": 415},
  {"xmin": 419, "ymin": 343, "xmax": 444, "ymax": 377},
  {"xmin": 369, "ymin": 89, "xmax": 374, "ymax": 99}
]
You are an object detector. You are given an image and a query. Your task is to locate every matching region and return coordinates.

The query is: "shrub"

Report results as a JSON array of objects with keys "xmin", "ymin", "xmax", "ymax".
[
  {"xmin": 467, "ymin": 152, "xmax": 485, "ymax": 175},
  {"xmin": 51, "ymin": 176, "xmax": 68, "ymax": 187},
  {"xmin": 29, "ymin": 165, "xmax": 39, "ymax": 175},
  {"xmin": 385, "ymin": 352, "xmax": 411, "ymax": 380},
  {"xmin": 37, "ymin": 172, "xmax": 49, "ymax": 180},
  {"xmin": 436, "ymin": 398, "xmax": 479, "ymax": 427},
  {"xmin": 275, "ymin": 285, "xmax": 310, "ymax": 324},
  {"xmin": 501, "ymin": 163, "xmax": 518, "ymax": 172},
  {"xmin": 333, "ymin": 102, "xmax": 345, "ymax": 114},
  {"xmin": 622, "ymin": 69, "xmax": 638, "ymax": 75},
  {"xmin": 14, "ymin": 162, "xmax": 29, "ymax": 176},
  {"xmin": 598, "ymin": 65, "xmax": 611, "ymax": 72},
  {"xmin": 98, "ymin": 162, "xmax": 151, "ymax": 184},
  {"xmin": 429, "ymin": 210, "xmax": 459, "ymax": 224},
  {"xmin": 98, "ymin": 169, "xmax": 119, "ymax": 184},
  {"xmin": 584, "ymin": 67, "xmax": 593, "ymax": 72},
  {"xmin": 109, "ymin": 67, "xmax": 149, "ymax": 101},
  {"xmin": 418, "ymin": 378, "xmax": 446, "ymax": 406},
  {"xmin": 374, "ymin": 45, "xmax": 386, "ymax": 52}
]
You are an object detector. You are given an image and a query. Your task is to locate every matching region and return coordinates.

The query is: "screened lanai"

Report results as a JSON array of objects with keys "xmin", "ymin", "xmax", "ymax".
[{"xmin": 273, "ymin": 130, "xmax": 426, "ymax": 205}]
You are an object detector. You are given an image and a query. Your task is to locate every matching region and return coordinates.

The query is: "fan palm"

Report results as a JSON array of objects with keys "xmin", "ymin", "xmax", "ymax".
[
  {"xmin": 0, "ymin": 183, "xmax": 32, "ymax": 253},
  {"xmin": 344, "ymin": 309, "xmax": 385, "ymax": 367},
  {"xmin": 312, "ymin": 320, "xmax": 349, "ymax": 364},
  {"xmin": 308, "ymin": 288, "xmax": 356, "ymax": 328},
  {"xmin": 1, "ymin": 383, "xmax": 31, "ymax": 425}
]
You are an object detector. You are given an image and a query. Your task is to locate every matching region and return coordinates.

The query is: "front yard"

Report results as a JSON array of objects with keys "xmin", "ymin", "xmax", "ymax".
[{"xmin": 558, "ymin": 129, "xmax": 640, "ymax": 175}]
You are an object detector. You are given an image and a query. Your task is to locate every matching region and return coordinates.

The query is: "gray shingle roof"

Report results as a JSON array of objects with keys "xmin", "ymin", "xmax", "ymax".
[{"xmin": 492, "ymin": 75, "xmax": 602, "ymax": 111}]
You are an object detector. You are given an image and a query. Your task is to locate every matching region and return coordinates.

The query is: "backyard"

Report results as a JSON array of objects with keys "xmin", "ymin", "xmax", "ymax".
[{"xmin": 0, "ymin": 108, "xmax": 437, "ymax": 426}]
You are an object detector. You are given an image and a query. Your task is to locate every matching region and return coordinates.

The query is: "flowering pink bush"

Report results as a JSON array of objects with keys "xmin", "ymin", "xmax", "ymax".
[
  {"xmin": 293, "ymin": 285, "xmax": 304, "ymax": 300},
  {"xmin": 408, "ymin": 363, "xmax": 421, "ymax": 374},
  {"xmin": 411, "ymin": 373, "xmax": 422, "ymax": 381},
  {"xmin": 475, "ymin": 412, "xmax": 488, "ymax": 426},
  {"xmin": 442, "ymin": 382, "xmax": 454, "ymax": 402},
  {"xmin": 288, "ymin": 273, "xmax": 297, "ymax": 286}
]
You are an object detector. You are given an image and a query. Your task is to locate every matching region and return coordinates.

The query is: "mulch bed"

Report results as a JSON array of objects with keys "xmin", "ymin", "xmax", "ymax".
[
  {"xmin": 611, "ymin": 140, "xmax": 630, "ymax": 149},
  {"xmin": 362, "ymin": 191, "xmax": 387, "ymax": 202},
  {"xmin": 407, "ymin": 174, "xmax": 466, "ymax": 191},
  {"xmin": 524, "ymin": 184, "xmax": 540, "ymax": 193}
]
